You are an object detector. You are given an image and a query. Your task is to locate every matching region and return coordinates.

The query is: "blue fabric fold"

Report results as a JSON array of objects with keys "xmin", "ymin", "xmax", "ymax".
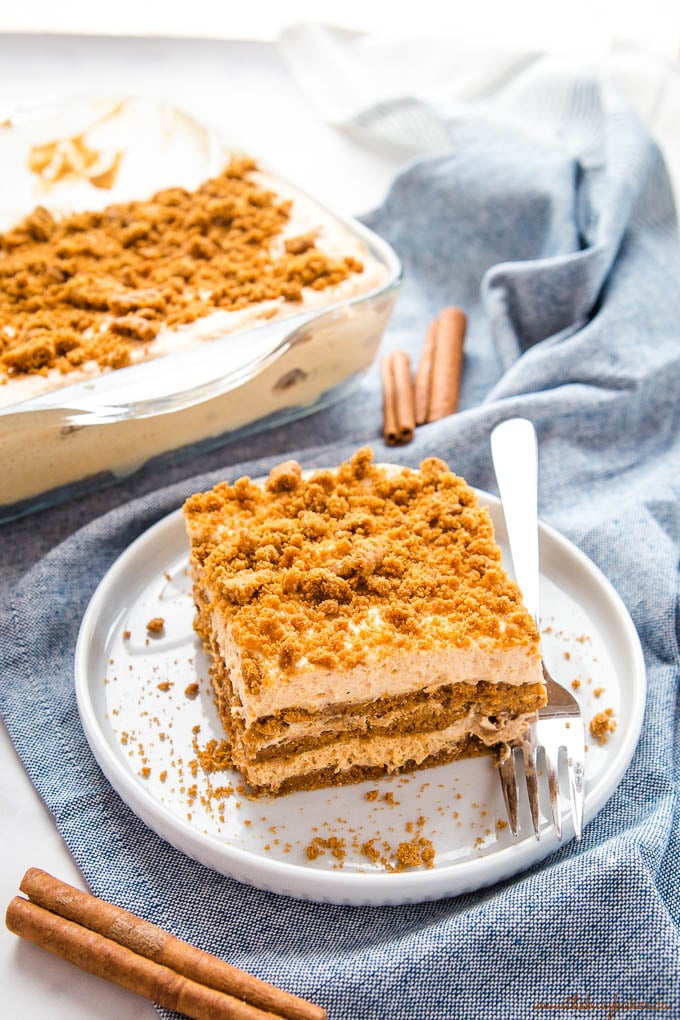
[{"xmin": 1, "ymin": 82, "xmax": 679, "ymax": 1019}]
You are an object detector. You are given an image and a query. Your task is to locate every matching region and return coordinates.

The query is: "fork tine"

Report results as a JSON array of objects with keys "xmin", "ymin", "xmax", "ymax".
[
  {"xmin": 521, "ymin": 729, "xmax": 541, "ymax": 841},
  {"xmin": 498, "ymin": 748, "xmax": 519, "ymax": 837},
  {"xmin": 543, "ymin": 745, "xmax": 562, "ymax": 840},
  {"xmin": 491, "ymin": 419, "xmax": 586, "ymax": 844},
  {"xmin": 565, "ymin": 726, "xmax": 585, "ymax": 839}
]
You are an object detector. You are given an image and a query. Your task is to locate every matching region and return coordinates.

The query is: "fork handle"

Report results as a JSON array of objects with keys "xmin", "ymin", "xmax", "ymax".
[{"xmin": 490, "ymin": 418, "xmax": 540, "ymax": 624}]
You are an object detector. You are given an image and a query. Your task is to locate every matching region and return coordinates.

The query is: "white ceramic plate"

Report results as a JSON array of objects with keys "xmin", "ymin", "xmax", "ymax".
[{"xmin": 75, "ymin": 490, "xmax": 646, "ymax": 906}]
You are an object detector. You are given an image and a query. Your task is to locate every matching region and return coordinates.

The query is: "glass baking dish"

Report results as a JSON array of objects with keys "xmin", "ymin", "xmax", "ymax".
[{"xmin": 0, "ymin": 101, "xmax": 401, "ymax": 522}]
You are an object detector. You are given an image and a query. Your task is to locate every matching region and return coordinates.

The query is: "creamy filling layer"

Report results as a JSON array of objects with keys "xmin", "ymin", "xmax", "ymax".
[
  {"xmin": 235, "ymin": 710, "xmax": 536, "ymax": 791},
  {"xmin": 238, "ymin": 684, "xmax": 545, "ymax": 758},
  {"xmin": 212, "ymin": 609, "xmax": 542, "ymax": 725}
]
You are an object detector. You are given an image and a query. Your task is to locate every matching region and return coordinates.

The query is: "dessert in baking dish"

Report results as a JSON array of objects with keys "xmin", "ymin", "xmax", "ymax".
[
  {"xmin": 0, "ymin": 143, "xmax": 387, "ymax": 408},
  {"xmin": 184, "ymin": 449, "xmax": 546, "ymax": 794},
  {"xmin": 0, "ymin": 99, "xmax": 399, "ymax": 517}
]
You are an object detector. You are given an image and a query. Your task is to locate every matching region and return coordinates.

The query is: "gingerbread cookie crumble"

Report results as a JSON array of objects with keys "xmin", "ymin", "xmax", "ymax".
[
  {"xmin": 395, "ymin": 837, "xmax": 436, "ymax": 870},
  {"xmin": 186, "ymin": 448, "xmax": 539, "ymax": 681},
  {"xmin": 192, "ymin": 737, "xmax": 233, "ymax": 774},
  {"xmin": 0, "ymin": 157, "xmax": 363, "ymax": 381},
  {"xmin": 589, "ymin": 708, "xmax": 617, "ymax": 745}
]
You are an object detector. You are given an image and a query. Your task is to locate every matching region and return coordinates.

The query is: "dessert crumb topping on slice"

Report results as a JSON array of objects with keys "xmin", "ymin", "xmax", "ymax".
[{"xmin": 184, "ymin": 447, "xmax": 540, "ymax": 691}]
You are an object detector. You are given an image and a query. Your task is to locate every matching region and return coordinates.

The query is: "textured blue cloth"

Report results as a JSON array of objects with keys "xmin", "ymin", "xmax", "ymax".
[{"xmin": 1, "ymin": 80, "xmax": 679, "ymax": 1019}]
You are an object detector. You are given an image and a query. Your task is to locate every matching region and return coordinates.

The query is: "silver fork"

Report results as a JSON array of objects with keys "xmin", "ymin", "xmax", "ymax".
[{"xmin": 490, "ymin": 417, "xmax": 585, "ymax": 842}]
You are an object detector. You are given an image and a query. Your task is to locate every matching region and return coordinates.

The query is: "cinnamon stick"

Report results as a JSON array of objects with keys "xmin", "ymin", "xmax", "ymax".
[
  {"xmin": 14, "ymin": 869, "xmax": 326, "ymax": 1020},
  {"xmin": 381, "ymin": 350, "xmax": 415, "ymax": 445},
  {"xmin": 413, "ymin": 318, "xmax": 437, "ymax": 425},
  {"xmin": 6, "ymin": 896, "xmax": 279, "ymax": 1020},
  {"xmin": 426, "ymin": 306, "xmax": 466, "ymax": 422}
]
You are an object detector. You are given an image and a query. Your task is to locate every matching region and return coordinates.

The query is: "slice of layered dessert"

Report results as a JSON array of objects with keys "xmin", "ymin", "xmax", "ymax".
[{"xmin": 183, "ymin": 448, "xmax": 546, "ymax": 795}]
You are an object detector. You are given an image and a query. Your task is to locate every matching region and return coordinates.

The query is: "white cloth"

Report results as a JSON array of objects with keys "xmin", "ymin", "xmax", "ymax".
[{"xmin": 279, "ymin": 24, "xmax": 680, "ymax": 207}]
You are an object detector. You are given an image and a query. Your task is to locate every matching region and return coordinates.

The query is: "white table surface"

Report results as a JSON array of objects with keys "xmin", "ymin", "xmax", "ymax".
[{"xmin": 1, "ymin": 24, "xmax": 678, "ymax": 1020}]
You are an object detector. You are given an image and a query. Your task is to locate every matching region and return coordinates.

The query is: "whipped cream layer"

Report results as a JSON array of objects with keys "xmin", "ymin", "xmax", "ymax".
[
  {"xmin": 214, "ymin": 611, "xmax": 542, "ymax": 728},
  {"xmin": 236, "ymin": 712, "xmax": 537, "ymax": 793}
]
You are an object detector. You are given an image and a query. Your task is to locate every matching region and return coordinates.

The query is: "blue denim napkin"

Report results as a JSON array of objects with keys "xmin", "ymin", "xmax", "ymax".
[{"xmin": 1, "ymin": 80, "xmax": 679, "ymax": 1019}]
